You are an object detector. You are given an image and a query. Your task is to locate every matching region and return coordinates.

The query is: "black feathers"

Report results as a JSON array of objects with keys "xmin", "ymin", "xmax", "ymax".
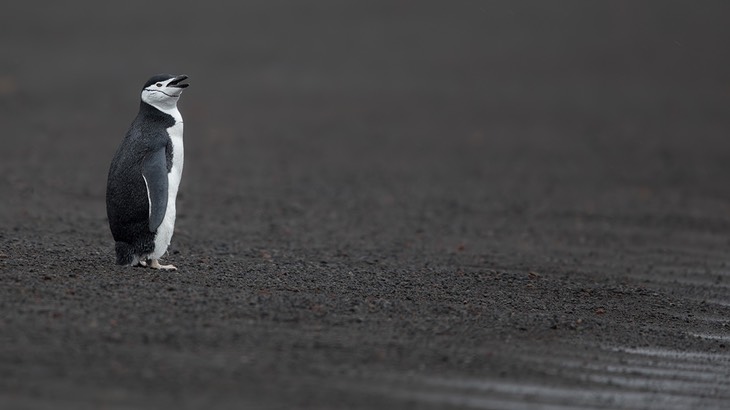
[
  {"xmin": 142, "ymin": 148, "xmax": 169, "ymax": 232},
  {"xmin": 106, "ymin": 101, "xmax": 175, "ymax": 264}
]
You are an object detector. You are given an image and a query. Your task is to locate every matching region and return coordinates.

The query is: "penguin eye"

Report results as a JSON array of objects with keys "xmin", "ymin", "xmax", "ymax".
[{"xmin": 156, "ymin": 83, "xmax": 162, "ymax": 87}]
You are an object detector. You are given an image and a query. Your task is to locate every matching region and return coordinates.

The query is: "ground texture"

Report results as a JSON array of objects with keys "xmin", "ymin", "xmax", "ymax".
[{"xmin": 1, "ymin": 2, "xmax": 730, "ymax": 409}]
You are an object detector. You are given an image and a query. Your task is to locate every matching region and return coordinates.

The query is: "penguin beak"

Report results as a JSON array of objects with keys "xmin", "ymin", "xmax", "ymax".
[{"xmin": 168, "ymin": 75, "xmax": 189, "ymax": 88}]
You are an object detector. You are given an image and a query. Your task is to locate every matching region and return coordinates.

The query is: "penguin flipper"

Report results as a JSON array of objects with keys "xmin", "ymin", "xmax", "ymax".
[{"xmin": 142, "ymin": 148, "xmax": 169, "ymax": 232}]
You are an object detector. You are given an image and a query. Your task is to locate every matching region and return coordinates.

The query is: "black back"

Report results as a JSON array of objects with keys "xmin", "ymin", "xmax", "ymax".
[{"xmin": 106, "ymin": 101, "xmax": 175, "ymax": 264}]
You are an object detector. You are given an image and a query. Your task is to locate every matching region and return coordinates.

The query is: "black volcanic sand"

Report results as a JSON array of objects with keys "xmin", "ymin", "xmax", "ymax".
[{"xmin": 2, "ymin": 2, "xmax": 730, "ymax": 409}]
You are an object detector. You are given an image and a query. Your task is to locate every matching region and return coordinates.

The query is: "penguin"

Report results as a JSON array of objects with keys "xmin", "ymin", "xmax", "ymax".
[{"xmin": 106, "ymin": 74, "xmax": 189, "ymax": 271}]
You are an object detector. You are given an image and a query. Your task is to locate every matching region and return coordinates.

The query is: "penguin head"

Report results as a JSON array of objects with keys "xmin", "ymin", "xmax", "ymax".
[{"xmin": 141, "ymin": 74, "xmax": 189, "ymax": 110}]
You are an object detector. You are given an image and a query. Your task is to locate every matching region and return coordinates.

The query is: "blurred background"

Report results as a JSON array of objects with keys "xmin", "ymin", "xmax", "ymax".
[
  {"xmin": 2, "ymin": 1, "xmax": 730, "ymax": 267},
  {"xmin": 2, "ymin": 1, "xmax": 730, "ymax": 408}
]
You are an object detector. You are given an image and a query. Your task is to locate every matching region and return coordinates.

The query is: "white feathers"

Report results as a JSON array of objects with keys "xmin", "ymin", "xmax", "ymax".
[
  {"xmin": 141, "ymin": 77, "xmax": 186, "ymax": 115},
  {"xmin": 142, "ymin": 175, "xmax": 151, "ymax": 218},
  {"xmin": 149, "ymin": 118, "xmax": 184, "ymax": 260}
]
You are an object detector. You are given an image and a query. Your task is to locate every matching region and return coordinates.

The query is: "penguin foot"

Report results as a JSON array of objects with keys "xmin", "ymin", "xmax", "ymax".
[
  {"xmin": 149, "ymin": 259, "xmax": 177, "ymax": 271},
  {"xmin": 134, "ymin": 260, "xmax": 148, "ymax": 267}
]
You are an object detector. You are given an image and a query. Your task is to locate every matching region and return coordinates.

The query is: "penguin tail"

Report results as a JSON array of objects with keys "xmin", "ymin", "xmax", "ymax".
[{"xmin": 115, "ymin": 241, "xmax": 135, "ymax": 266}]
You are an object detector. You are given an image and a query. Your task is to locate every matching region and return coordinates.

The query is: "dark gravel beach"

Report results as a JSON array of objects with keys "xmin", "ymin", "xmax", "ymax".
[{"xmin": 1, "ymin": 1, "xmax": 730, "ymax": 408}]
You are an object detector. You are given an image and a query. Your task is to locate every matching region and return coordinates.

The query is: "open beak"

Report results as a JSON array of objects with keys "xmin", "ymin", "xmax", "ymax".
[{"xmin": 168, "ymin": 75, "xmax": 189, "ymax": 88}]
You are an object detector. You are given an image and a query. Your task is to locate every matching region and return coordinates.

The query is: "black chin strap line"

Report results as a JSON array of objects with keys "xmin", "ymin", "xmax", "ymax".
[{"xmin": 144, "ymin": 88, "xmax": 179, "ymax": 98}]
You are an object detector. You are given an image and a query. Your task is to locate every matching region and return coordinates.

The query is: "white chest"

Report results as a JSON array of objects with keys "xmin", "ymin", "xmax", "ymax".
[
  {"xmin": 167, "ymin": 121, "xmax": 184, "ymax": 192},
  {"xmin": 150, "ymin": 117, "xmax": 184, "ymax": 260}
]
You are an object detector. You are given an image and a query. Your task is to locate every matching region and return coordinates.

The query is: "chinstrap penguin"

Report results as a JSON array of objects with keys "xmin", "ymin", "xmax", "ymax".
[{"xmin": 106, "ymin": 74, "xmax": 189, "ymax": 270}]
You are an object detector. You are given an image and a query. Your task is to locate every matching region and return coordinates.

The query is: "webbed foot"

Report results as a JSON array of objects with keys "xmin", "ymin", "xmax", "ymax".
[{"xmin": 149, "ymin": 259, "xmax": 177, "ymax": 271}]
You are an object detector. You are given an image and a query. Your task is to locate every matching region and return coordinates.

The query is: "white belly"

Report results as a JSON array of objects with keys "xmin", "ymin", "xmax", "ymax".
[{"xmin": 151, "ymin": 121, "xmax": 184, "ymax": 259}]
